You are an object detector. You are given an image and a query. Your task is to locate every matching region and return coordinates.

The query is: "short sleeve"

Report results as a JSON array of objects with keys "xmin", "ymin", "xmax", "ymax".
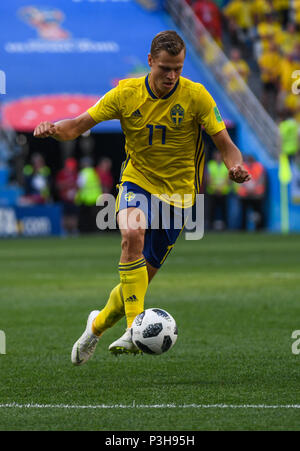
[
  {"xmin": 195, "ymin": 86, "xmax": 226, "ymax": 136},
  {"xmin": 87, "ymin": 85, "xmax": 121, "ymax": 123}
]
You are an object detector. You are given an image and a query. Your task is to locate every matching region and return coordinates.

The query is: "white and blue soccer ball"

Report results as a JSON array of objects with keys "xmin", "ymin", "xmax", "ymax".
[{"xmin": 131, "ymin": 308, "xmax": 178, "ymax": 355}]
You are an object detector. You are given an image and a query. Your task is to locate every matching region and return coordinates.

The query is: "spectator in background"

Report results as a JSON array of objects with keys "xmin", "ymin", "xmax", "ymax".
[
  {"xmin": 222, "ymin": 47, "xmax": 250, "ymax": 92},
  {"xmin": 276, "ymin": 33, "xmax": 300, "ymax": 112},
  {"xmin": 22, "ymin": 152, "xmax": 52, "ymax": 204},
  {"xmin": 250, "ymin": 0, "xmax": 273, "ymax": 27},
  {"xmin": 272, "ymin": 0, "xmax": 290, "ymax": 28},
  {"xmin": 75, "ymin": 157, "xmax": 102, "ymax": 234},
  {"xmin": 257, "ymin": 40, "xmax": 281, "ymax": 116},
  {"xmin": 256, "ymin": 12, "xmax": 282, "ymax": 57},
  {"xmin": 55, "ymin": 157, "xmax": 79, "ymax": 235},
  {"xmin": 223, "ymin": 0, "xmax": 254, "ymax": 51},
  {"xmin": 256, "ymin": 12, "xmax": 282, "ymax": 43},
  {"xmin": 96, "ymin": 157, "xmax": 114, "ymax": 194},
  {"xmin": 292, "ymin": 0, "xmax": 300, "ymax": 27},
  {"xmin": 289, "ymin": 39, "xmax": 300, "ymax": 72},
  {"xmin": 236, "ymin": 155, "xmax": 266, "ymax": 231},
  {"xmin": 282, "ymin": 91, "xmax": 300, "ymax": 124},
  {"xmin": 0, "ymin": 126, "xmax": 20, "ymax": 169},
  {"xmin": 278, "ymin": 22, "xmax": 300, "ymax": 57},
  {"xmin": 198, "ymin": 30, "xmax": 223, "ymax": 65},
  {"xmin": 278, "ymin": 53, "xmax": 296, "ymax": 109},
  {"xmin": 192, "ymin": 0, "xmax": 223, "ymax": 45},
  {"xmin": 278, "ymin": 109, "xmax": 300, "ymax": 163},
  {"xmin": 205, "ymin": 150, "xmax": 232, "ymax": 230}
]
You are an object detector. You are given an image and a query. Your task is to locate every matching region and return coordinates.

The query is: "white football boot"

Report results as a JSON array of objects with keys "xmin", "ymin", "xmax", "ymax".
[
  {"xmin": 71, "ymin": 310, "xmax": 100, "ymax": 365},
  {"xmin": 108, "ymin": 328, "xmax": 142, "ymax": 355}
]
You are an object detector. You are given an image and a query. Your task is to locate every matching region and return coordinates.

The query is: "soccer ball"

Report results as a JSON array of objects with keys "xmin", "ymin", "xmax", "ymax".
[{"xmin": 131, "ymin": 308, "xmax": 178, "ymax": 355}]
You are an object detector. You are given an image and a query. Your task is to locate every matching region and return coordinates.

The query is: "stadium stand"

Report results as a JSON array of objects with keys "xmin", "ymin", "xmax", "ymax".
[
  {"xmin": 168, "ymin": 0, "xmax": 300, "ymax": 231},
  {"xmin": 0, "ymin": 0, "xmax": 300, "ymax": 234}
]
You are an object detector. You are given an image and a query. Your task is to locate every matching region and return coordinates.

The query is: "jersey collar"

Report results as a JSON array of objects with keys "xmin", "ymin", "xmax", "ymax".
[{"xmin": 145, "ymin": 74, "xmax": 179, "ymax": 100}]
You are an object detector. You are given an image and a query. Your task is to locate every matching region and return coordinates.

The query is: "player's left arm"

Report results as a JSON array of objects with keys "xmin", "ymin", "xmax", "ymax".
[{"xmin": 211, "ymin": 128, "xmax": 251, "ymax": 183}]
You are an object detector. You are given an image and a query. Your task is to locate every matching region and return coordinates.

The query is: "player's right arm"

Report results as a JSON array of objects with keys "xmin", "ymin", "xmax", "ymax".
[
  {"xmin": 34, "ymin": 84, "xmax": 122, "ymax": 141},
  {"xmin": 33, "ymin": 112, "xmax": 97, "ymax": 141}
]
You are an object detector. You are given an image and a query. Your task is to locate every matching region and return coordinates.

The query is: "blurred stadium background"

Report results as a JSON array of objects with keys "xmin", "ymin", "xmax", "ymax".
[{"xmin": 1, "ymin": 0, "xmax": 300, "ymax": 237}]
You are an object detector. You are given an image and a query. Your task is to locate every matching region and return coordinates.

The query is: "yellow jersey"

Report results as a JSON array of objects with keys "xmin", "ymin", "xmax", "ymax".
[
  {"xmin": 223, "ymin": 59, "xmax": 250, "ymax": 92},
  {"xmin": 258, "ymin": 50, "xmax": 281, "ymax": 83},
  {"xmin": 87, "ymin": 75, "xmax": 226, "ymax": 207},
  {"xmin": 250, "ymin": 0, "xmax": 272, "ymax": 23},
  {"xmin": 223, "ymin": 0, "xmax": 253, "ymax": 29}
]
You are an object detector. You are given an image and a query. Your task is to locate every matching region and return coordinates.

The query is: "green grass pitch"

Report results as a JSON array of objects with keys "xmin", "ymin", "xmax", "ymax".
[{"xmin": 1, "ymin": 232, "xmax": 300, "ymax": 431}]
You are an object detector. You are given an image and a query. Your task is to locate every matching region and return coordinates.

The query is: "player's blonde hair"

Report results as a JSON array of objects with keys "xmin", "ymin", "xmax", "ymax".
[{"xmin": 150, "ymin": 30, "xmax": 186, "ymax": 59}]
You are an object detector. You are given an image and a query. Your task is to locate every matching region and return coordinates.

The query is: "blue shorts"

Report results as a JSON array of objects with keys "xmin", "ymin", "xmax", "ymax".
[{"xmin": 116, "ymin": 182, "xmax": 191, "ymax": 268}]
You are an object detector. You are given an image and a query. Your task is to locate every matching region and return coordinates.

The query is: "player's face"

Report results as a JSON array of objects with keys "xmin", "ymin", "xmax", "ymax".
[{"xmin": 148, "ymin": 49, "xmax": 185, "ymax": 97}]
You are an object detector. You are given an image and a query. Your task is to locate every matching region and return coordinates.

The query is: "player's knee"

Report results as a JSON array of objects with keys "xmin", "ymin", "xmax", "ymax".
[{"xmin": 121, "ymin": 228, "xmax": 144, "ymax": 259}]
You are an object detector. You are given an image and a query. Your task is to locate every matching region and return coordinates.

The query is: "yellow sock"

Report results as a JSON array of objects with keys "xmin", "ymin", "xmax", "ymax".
[
  {"xmin": 119, "ymin": 257, "xmax": 148, "ymax": 328},
  {"xmin": 92, "ymin": 284, "xmax": 125, "ymax": 335}
]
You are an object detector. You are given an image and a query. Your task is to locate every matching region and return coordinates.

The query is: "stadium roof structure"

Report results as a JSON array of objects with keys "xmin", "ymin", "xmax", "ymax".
[{"xmin": 0, "ymin": 0, "xmax": 235, "ymax": 132}]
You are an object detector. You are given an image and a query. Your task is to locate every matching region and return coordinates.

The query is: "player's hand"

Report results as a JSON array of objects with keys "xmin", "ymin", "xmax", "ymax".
[
  {"xmin": 228, "ymin": 164, "xmax": 251, "ymax": 184},
  {"xmin": 33, "ymin": 121, "xmax": 57, "ymax": 138}
]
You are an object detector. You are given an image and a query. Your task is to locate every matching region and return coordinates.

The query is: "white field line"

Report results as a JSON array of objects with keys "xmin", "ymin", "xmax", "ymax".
[{"xmin": 1, "ymin": 403, "xmax": 300, "ymax": 410}]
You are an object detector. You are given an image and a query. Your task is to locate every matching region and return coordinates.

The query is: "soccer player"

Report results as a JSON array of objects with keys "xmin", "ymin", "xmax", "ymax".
[{"xmin": 33, "ymin": 31, "xmax": 251, "ymax": 365}]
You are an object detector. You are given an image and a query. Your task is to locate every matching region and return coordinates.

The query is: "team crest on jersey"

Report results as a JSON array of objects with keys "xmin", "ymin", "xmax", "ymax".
[
  {"xmin": 125, "ymin": 191, "xmax": 136, "ymax": 202},
  {"xmin": 170, "ymin": 104, "xmax": 184, "ymax": 127}
]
